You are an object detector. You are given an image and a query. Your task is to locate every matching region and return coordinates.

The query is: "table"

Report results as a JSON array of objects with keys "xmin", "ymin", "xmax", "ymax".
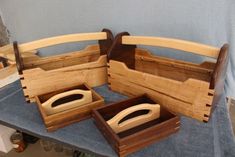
[{"xmin": 0, "ymin": 81, "xmax": 235, "ymax": 157}]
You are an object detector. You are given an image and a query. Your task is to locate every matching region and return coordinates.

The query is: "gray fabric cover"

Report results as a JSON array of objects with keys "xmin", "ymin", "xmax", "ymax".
[{"xmin": 0, "ymin": 81, "xmax": 234, "ymax": 157}]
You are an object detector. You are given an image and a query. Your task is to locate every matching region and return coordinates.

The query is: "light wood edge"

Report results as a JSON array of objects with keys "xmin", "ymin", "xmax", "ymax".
[
  {"xmin": 0, "ymin": 64, "xmax": 19, "ymax": 88},
  {"xmin": 107, "ymin": 103, "xmax": 160, "ymax": 133},
  {"xmin": 0, "ymin": 44, "xmax": 37, "ymax": 61},
  {"xmin": 122, "ymin": 36, "xmax": 220, "ymax": 58},
  {"xmin": 0, "ymin": 44, "xmax": 13, "ymax": 56},
  {"xmin": 18, "ymin": 32, "xmax": 107, "ymax": 53},
  {"xmin": 42, "ymin": 89, "xmax": 92, "ymax": 115}
]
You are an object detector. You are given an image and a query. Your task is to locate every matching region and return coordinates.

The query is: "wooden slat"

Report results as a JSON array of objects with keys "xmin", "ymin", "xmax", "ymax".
[
  {"xmin": 122, "ymin": 36, "xmax": 220, "ymax": 58},
  {"xmin": 108, "ymin": 60, "xmax": 214, "ymax": 121},
  {"xmin": 18, "ymin": 32, "xmax": 107, "ymax": 53},
  {"xmin": 22, "ymin": 55, "xmax": 107, "ymax": 101}
]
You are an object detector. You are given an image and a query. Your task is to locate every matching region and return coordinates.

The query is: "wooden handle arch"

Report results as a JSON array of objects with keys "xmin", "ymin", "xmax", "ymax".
[
  {"xmin": 108, "ymin": 32, "xmax": 228, "ymax": 90},
  {"xmin": 42, "ymin": 89, "xmax": 92, "ymax": 115},
  {"xmin": 122, "ymin": 36, "xmax": 220, "ymax": 58},
  {"xmin": 13, "ymin": 29, "xmax": 113, "ymax": 74},
  {"xmin": 107, "ymin": 103, "xmax": 160, "ymax": 133}
]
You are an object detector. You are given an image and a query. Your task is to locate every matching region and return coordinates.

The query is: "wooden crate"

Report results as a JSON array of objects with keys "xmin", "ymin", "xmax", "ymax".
[
  {"xmin": 14, "ymin": 29, "xmax": 113, "ymax": 102},
  {"xmin": 107, "ymin": 32, "xmax": 229, "ymax": 122},
  {"xmin": 35, "ymin": 83, "xmax": 104, "ymax": 132},
  {"xmin": 92, "ymin": 94, "xmax": 180, "ymax": 157}
]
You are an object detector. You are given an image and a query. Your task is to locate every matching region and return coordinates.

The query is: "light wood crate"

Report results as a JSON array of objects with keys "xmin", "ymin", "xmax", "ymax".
[
  {"xmin": 14, "ymin": 29, "xmax": 113, "ymax": 102},
  {"xmin": 107, "ymin": 32, "xmax": 228, "ymax": 122}
]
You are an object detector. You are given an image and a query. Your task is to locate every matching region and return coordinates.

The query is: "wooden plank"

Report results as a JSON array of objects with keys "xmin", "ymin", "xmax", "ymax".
[
  {"xmin": 109, "ymin": 60, "xmax": 212, "ymax": 106},
  {"xmin": 0, "ymin": 44, "xmax": 13, "ymax": 58},
  {"xmin": 0, "ymin": 65, "xmax": 19, "ymax": 88},
  {"xmin": 136, "ymin": 48, "xmax": 216, "ymax": 71},
  {"xmin": 0, "ymin": 44, "xmax": 37, "ymax": 61},
  {"xmin": 23, "ymin": 46, "xmax": 101, "ymax": 71},
  {"xmin": 18, "ymin": 32, "xmax": 107, "ymax": 53},
  {"xmin": 23, "ymin": 45, "xmax": 99, "ymax": 65},
  {"xmin": 135, "ymin": 50, "xmax": 213, "ymax": 82},
  {"xmin": 122, "ymin": 36, "xmax": 220, "ymax": 58},
  {"xmin": 109, "ymin": 78, "xmax": 211, "ymax": 122},
  {"xmin": 22, "ymin": 62, "xmax": 107, "ymax": 102}
]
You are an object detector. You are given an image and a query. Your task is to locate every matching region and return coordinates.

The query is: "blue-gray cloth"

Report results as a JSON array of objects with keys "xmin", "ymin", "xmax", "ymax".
[{"xmin": 0, "ymin": 81, "xmax": 234, "ymax": 157}]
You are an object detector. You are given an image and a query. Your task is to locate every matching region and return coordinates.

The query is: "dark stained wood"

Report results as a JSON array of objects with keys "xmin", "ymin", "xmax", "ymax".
[
  {"xmin": 92, "ymin": 94, "xmax": 180, "ymax": 157},
  {"xmin": 135, "ymin": 54, "xmax": 213, "ymax": 82},
  {"xmin": 209, "ymin": 44, "xmax": 229, "ymax": 115},
  {"xmin": 13, "ymin": 41, "xmax": 24, "ymax": 74},
  {"xmin": 210, "ymin": 44, "xmax": 229, "ymax": 89},
  {"xmin": 107, "ymin": 32, "xmax": 136, "ymax": 69},
  {"xmin": 35, "ymin": 83, "xmax": 104, "ymax": 132},
  {"xmin": 0, "ymin": 57, "xmax": 8, "ymax": 67},
  {"xmin": 99, "ymin": 28, "xmax": 114, "ymax": 55}
]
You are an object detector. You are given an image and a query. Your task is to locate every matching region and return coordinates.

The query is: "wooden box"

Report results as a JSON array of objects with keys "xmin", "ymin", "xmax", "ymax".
[
  {"xmin": 92, "ymin": 94, "xmax": 180, "ymax": 157},
  {"xmin": 35, "ymin": 83, "xmax": 104, "ymax": 132},
  {"xmin": 108, "ymin": 32, "xmax": 229, "ymax": 122},
  {"xmin": 14, "ymin": 29, "xmax": 113, "ymax": 102}
]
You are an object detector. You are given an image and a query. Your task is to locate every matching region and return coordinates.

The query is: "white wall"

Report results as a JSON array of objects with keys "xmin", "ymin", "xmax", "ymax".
[{"xmin": 0, "ymin": 0, "xmax": 234, "ymax": 97}]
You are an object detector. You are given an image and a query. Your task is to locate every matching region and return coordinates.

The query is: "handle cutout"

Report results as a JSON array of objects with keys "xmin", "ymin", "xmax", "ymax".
[
  {"xmin": 118, "ymin": 109, "xmax": 150, "ymax": 124},
  {"xmin": 51, "ymin": 94, "xmax": 84, "ymax": 107}
]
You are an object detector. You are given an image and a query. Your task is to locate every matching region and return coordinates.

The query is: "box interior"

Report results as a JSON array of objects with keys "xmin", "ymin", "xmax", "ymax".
[
  {"xmin": 23, "ymin": 45, "xmax": 102, "ymax": 71},
  {"xmin": 132, "ymin": 48, "xmax": 215, "ymax": 83}
]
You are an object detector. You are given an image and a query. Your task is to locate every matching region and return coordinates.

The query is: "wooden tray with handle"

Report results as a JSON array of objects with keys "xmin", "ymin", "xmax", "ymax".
[
  {"xmin": 36, "ymin": 83, "xmax": 104, "ymax": 132},
  {"xmin": 92, "ymin": 94, "xmax": 180, "ymax": 157}
]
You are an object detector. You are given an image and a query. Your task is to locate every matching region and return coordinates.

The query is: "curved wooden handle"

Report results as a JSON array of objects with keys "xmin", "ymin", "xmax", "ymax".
[
  {"xmin": 122, "ymin": 36, "xmax": 220, "ymax": 58},
  {"xmin": 18, "ymin": 32, "xmax": 108, "ymax": 53},
  {"xmin": 42, "ymin": 89, "xmax": 92, "ymax": 115},
  {"xmin": 107, "ymin": 103, "xmax": 160, "ymax": 133}
]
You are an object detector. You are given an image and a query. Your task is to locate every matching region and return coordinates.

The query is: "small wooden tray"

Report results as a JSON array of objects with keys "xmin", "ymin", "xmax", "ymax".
[
  {"xmin": 35, "ymin": 83, "xmax": 104, "ymax": 132},
  {"xmin": 92, "ymin": 94, "xmax": 180, "ymax": 157}
]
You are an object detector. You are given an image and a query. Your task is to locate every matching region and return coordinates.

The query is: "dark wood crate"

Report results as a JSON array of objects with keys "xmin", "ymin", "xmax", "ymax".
[
  {"xmin": 92, "ymin": 94, "xmax": 180, "ymax": 157},
  {"xmin": 35, "ymin": 83, "xmax": 104, "ymax": 132}
]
